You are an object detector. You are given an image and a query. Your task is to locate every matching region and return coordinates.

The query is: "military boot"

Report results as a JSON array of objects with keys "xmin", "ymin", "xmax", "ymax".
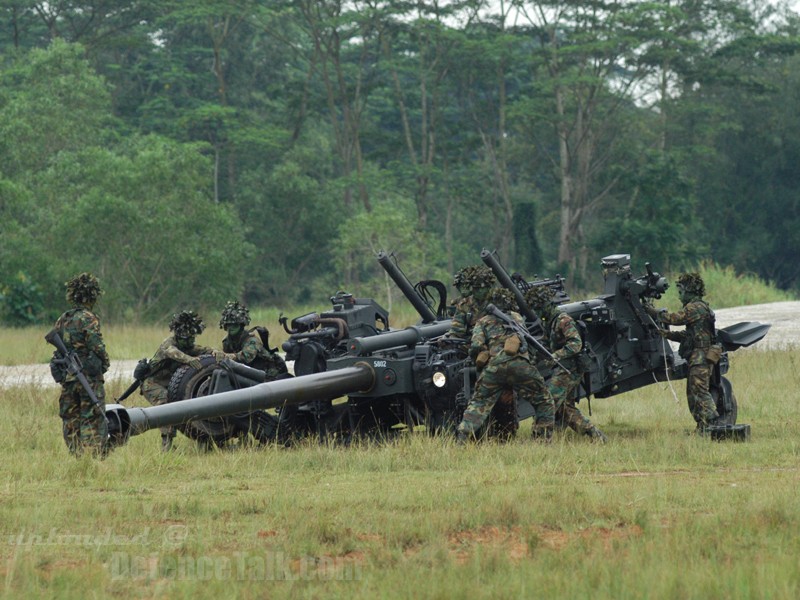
[
  {"xmin": 161, "ymin": 434, "xmax": 174, "ymax": 452},
  {"xmin": 531, "ymin": 424, "xmax": 553, "ymax": 444},
  {"xmin": 585, "ymin": 426, "xmax": 608, "ymax": 444}
]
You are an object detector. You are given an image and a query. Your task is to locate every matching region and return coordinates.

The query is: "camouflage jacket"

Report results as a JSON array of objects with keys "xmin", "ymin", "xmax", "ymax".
[
  {"xmin": 53, "ymin": 307, "xmax": 110, "ymax": 383},
  {"xmin": 146, "ymin": 336, "xmax": 213, "ymax": 387},
  {"xmin": 446, "ymin": 295, "xmax": 484, "ymax": 340},
  {"xmin": 655, "ymin": 299, "xmax": 716, "ymax": 365},
  {"xmin": 543, "ymin": 311, "xmax": 583, "ymax": 363},
  {"xmin": 470, "ymin": 310, "xmax": 531, "ymax": 367},
  {"xmin": 223, "ymin": 328, "xmax": 288, "ymax": 380}
]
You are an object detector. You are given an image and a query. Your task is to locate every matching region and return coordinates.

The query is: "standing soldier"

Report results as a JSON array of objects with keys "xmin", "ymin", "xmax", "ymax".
[
  {"xmin": 50, "ymin": 273, "xmax": 110, "ymax": 457},
  {"xmin": 219, "ymin": 300, "xmax": 288, "ymax": 380},
  {"xmin": 140, "ymin": 311, "xmax": 226, "ymax": 451},
  {"xmin": 525, "ymin": 286, "xmax": 607, "ymax": 442},
  {"xmin": 645, "ymin": 272, "xmax": 723, "ymax": 431},
  {"xmin": 456, "ymin": 288, "xmax": 555, "ymax": 442}
]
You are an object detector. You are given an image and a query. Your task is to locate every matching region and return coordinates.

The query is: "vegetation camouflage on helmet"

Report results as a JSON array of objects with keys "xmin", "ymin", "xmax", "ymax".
[
  {"xmin": 486, "ymin": 287, "xmax": 517, "ymax": 312},
  {"xmin": 677, "ymin": 272, "xmax": 705, "ymax": 297},
  {"xmin": 65, "ymin": 272, "xmax": 103, "ymax": 307},
  {"xmin": 453, "ymin": 265, "xmax": 495, "ymax": 292},
  {"xmin": 524, "ymin": 285, "xmax": 556, "ymax": 311},
  {"xmin": 219, "ymin": 300, "xmax": 251, "ymax": 328},
  {"xmin": 169, "ymin": 310, "xmax": 205, "ymax": 337}
]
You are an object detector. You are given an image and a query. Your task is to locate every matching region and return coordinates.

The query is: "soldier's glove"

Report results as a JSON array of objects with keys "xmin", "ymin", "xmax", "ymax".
[
  {"xmin": 537, "ymin": 358, "xmax": 554, "ymax": 372},
  {"xmin": 133, "ymin": 358, "xmax": 151, "ymax": 381},
  {"xmin": 475, "ymin": 350, "xmax": 490, "ymax": 369},
  {"xmin": 211, "ymin": 350, "xmax": 229, "ymax": 362},
  {"xmin": 187, "ymin": 357, "xmax": 203, "ymax": 370}
]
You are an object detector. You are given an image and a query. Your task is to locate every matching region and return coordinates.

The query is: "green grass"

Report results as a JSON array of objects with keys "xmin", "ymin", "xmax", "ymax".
[{"xmin": 0, "ymin": 349, "xmax": 798, "ymax": 599}]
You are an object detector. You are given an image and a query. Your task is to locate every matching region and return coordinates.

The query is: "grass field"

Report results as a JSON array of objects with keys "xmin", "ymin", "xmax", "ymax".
[{"xmin": 1, "ymin": 347, "xmax": 798, "ymax": 599}]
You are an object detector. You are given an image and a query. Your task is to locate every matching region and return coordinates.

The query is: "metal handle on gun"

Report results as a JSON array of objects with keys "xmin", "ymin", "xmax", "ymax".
[
  {"xmin": 486, "ymin": 304, "xmax": 570, "ymax": 372},
  {"xmin": 45, "ymin": 329, "xmax": 108, "ymax": 423}
]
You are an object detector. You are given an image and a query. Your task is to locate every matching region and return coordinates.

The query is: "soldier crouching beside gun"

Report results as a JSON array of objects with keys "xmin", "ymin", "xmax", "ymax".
[
  {"xmin": 524, "ymin": 286, "xmax": 607, "ymax": 443},
  {"xmin": 139, "ymin": 310, "xmax": 230, "ymax": 452},
  {"xmin": 456, "ymin": 288, "xmax": 555, "ymax": 444},
  {"xmin": 645, "ymin": 272, "xmax": 724, "ymax": 431},
  {"xmin": 47, "ymin": 272, "xmax": 110, "ymax": 458},
  {"xmin": 219, "ymin": 300, "xmax": 288, "ymax": 380}
]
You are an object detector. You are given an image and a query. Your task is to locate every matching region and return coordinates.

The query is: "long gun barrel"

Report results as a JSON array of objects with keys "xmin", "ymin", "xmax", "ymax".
[
  {"xmin": 105, "ymin": 363, "xmax": 376, "ymax": 446},
  {"xmin": 480, "ymin": 249, "xmax": 542, "ymax": 330},
  {"xmin": 45, "ymin": 329, "xmax": 108, "ymax": 424},
  {"xmin": 485, "ymin": 304, "xmax": 568, "ymax": 372},
  {"xmin": 347, "ymin": 322, "xmax": 451, "ymax": 355},
  {"xmin": 377, "ymin": 251, "xmax": 437, "ymax": 323}
]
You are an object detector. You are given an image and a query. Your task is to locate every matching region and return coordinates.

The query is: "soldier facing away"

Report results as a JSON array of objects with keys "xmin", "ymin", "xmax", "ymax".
[
  {"xmin": 525, "ymin": 286, "xmax": 607, "ymax": 443},
  {"xmin": 51, "ymin": 272, "xmax": 110, "ymax": 457},
  {"xmin": 140, "ymin": 310, "xmax": 226, "ymax": 451},
  {"xmin": 219, "ymin": 301, "xmax": 288, "ymax": 380},
  {"xmin": 645, "ymin": 272, "xmax": 723, "ymax": 430},
  {"xmin": 456, "ymin": 288, "xmax": 555, "ymax": 443}
]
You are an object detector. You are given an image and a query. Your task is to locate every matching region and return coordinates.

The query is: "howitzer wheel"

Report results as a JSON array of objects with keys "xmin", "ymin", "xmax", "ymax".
[
  {"xmin": 168, "ymin": 355, "xmax": 279, "ymax": 448},
  {"xmin": 711, "ymin": 375, "xmax": 738, "ymax": 426}
]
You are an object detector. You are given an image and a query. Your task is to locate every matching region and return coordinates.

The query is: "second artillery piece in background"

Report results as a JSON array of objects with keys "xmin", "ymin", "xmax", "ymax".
[{"xmin": 102, "ymin": 250, "xmax": 769, "ymax": 449}]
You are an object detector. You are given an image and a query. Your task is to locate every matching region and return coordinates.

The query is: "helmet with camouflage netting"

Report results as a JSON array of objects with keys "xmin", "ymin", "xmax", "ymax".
[
  {"xmin": 65, "ymin": 272, "xmax": 103, "ymax": 307},
  {"xmin": 219, "ymin": 300, "xmax": 251, "ymax": 329},
  {"xmin": 453, "ymin": 265, "xmax": 495, "ymax": 294},
  {"xmin": 676, "ymin": 272, "xmax": 705, "ymax": 297},
  {"xmin": 169, "ymin": 310, "xmax": 205, "ymax": 337},
  {"xmin": 486, "ymin": 287, "xmax": 517, "ymax": 312},
  {"xmin": 524, "ymin": 285, "xmax": 556, "ymax": 313}
]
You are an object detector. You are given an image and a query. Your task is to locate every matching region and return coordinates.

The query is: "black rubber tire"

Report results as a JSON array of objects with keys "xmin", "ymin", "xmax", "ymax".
[
  {"xmin": 167, "ymin": 355, "xmax": 277, "ymax": 446},
  {"xmin": 711, "ymin": 376, "xmax": 738, "ymax": 425}
]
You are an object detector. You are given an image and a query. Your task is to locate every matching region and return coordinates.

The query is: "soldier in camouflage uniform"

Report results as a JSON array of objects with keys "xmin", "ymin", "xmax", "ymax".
[
  {"xmin": 645, "ymin": 272, "xmax": 722, "ymax": 429},
  {"xmin": 52, "ymin": 273, "xmax": 110, "ymax": 457},
  {"xmin": 219, "ymin": 301, "xmax": 288, "ymax": 380},
  {"xmin": 456, "ymin": 288, "xmax": 555, "ymax": 442},
  {"xmin": 141, "ymin": 311, "xmax": 226, "ymax": 451},
  {"xmin": 440, "ymin": 267, "xmax": 517, "ymax": 439},
  {"xmin": 525, "ymin": 286, "xmax": 607, "ymax": 443}
]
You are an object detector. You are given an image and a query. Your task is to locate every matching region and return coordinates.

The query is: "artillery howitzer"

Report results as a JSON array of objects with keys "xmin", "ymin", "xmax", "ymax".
[
  {"xmin": 104, "ymin": 252, "xmax": 470, "ymax": 449},
  {"xmin": 482, "ymin": 250, "xmax": 770, "ymax": 426}
]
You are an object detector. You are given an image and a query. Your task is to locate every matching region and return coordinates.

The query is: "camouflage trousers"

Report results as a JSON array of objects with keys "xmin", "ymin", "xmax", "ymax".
[
  {"xmin": 141, "ymin": 380, "xmax": 175, "ymax": 440},
  {"xmin": 59, "ymin": 380, "xmax": 107, "ymax": 457},
  {"xmin": 458, "ymin": 358, "xmax": 554, "ymax": 436},
  {"xmin": 687, "ymin": 362, "xmax": 719, "ymax": 426},
  {"xmin": 550, "ymin": 368, "xmax": 594, "ymax": 435}
]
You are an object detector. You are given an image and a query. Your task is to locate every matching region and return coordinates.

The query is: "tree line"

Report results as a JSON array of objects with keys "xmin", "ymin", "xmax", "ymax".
[{"xmin": 1, "ymin": 0, "xmax": 799, "ymax": 325}]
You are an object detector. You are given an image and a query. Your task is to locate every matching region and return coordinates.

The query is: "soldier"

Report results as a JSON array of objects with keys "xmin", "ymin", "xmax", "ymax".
[
  {"xmin": 440, "ymin": 267, "xmax": 516, "ymax": 439},
  {"xmin": 140, "ymin": 310, "xmax": 226, "ymax": 451},
  {"xmin": 456, "ymin": 288, "xmax": 555, "ymax": 443},
  {"xmin": 645, "ymin": 272, "xmax": 723, "ymax": 430},
  {"xmin": 525, "ymin": 286, "xmax": 607, "ymax": 443},
  {"xmin": 51, "ymin": 273, "xmax": 110, "ymax": 457},
  {"xmin": 219, "ymin": 300, "xmax": 288, "ymax": 380}
]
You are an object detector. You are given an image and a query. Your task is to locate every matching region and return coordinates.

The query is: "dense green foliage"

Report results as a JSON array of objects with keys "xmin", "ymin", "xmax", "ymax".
[{"xmin": 1, "ymin": 1, "xmax": 799, "ymax": 323}]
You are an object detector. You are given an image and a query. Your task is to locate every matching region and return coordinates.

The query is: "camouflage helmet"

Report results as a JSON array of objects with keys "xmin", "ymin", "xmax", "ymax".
[
  {"xmin": 65, "ymin": 272, "xmax": 103, "ymax": 307},
  {"xmin": 676, "ymin": 272, "xmax": 705, "ymax": 297},
  {"xmin": 453, "ymin": 265, "xmax": 495, "ymax": 292},
  {"xmin": 524, "ymin": 285, "xmax": 556, "ymax": 312},
  {"xmin": 219, "ymin": 300, "xmax": 251, "ymax": 329},
  {"xmin": 169, "ymin": 310, "xmax": 205, "ymax": 337},
  {"xmin": 486, "ymin": 287, "xmax": 517, "ymax": 312}
]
